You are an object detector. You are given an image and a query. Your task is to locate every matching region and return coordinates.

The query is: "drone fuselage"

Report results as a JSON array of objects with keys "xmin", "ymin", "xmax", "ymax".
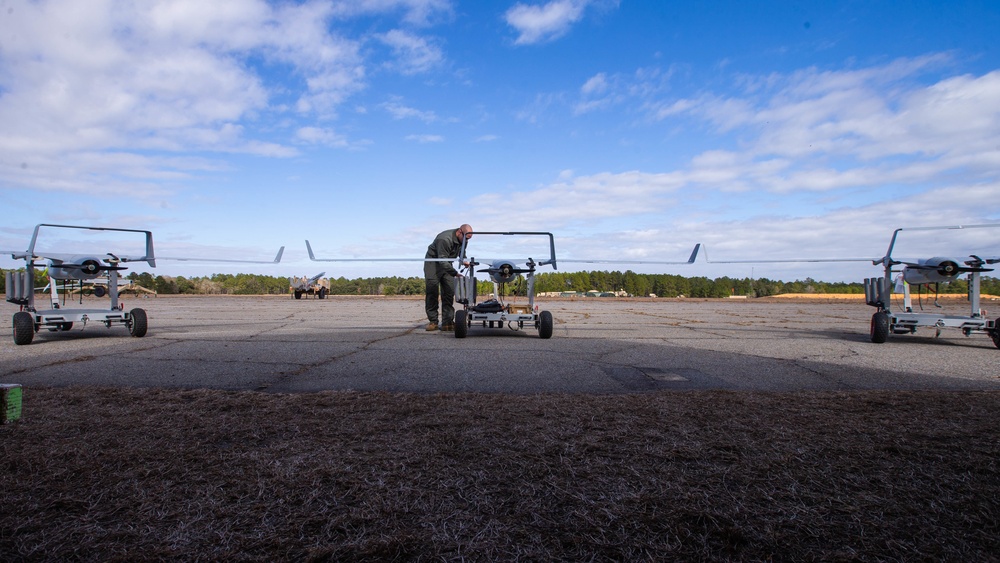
[{"xmin": 46, "ymin": 255, "xmax": 115, "ymax": 281}]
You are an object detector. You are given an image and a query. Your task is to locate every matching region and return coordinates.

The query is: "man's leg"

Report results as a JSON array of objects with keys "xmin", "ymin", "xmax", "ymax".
[
  {"xmin": 425, "ymin": 277, "xmax": 440, "ymax": 326},
  {"xmin": 440, "ymin": 273, "xmax": 456, "ymax": 327}
]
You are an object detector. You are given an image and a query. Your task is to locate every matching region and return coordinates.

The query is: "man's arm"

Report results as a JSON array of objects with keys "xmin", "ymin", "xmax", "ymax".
[{"xmin": 433, "ymin": 236, "xmax": 460, "ymax": 276}]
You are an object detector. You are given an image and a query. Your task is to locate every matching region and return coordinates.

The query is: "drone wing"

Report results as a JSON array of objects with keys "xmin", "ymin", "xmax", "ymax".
[
  {"xmin": 701, "ymin": 245, "xmax": 877, "ymax": 264},
  {"xmin": 560, "ymin": 244, "xmax": 702, "ymax": 266},
  {"xmin": 305, "ymin": 240, "xmax": 455, "ymax": 264},
  {"xmin": 7, "ymin": 250, "xmax": 71, "ymax": 263},
  {"xmin": 156, "ymin": 246, "xmax": 284, "ymax": 264},
  {"xmin": 307, "ymin": 234, "xmax": 698, "ymax": 270}
]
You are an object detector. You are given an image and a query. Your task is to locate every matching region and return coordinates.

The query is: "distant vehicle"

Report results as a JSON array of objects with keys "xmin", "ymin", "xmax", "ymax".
[
  {"xmin": 3, "ymin": 223, "xmax": 283, "ymax": 345},
  {"xmin": 64, "ymin": 276, "xmax": 157, "ymax": 298},
  {"xmin": 290, "ymin": 272, "xmax": 328, "ymax": 299}
]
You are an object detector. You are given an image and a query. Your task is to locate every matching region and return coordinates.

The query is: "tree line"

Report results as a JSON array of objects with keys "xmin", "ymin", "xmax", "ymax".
[
  {"xmin": 4, "ymin": 267, "xmax": 998, "ymax": 298},
  {"xmin": 124, "ymin": 273, "xmax": 429, "ymax": 296}
]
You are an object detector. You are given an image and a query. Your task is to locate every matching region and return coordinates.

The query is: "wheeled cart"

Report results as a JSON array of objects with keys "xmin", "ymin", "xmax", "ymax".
[
  {"xmin": 451, "ymin": 232, "xmax": 556, "ymax": 339},
  {"xmin": 863, "ymin": 225, "xmax": 1000, "ymax": 348},
  {"xmin": 7, "ymin": 268, "xmax": 147, "ymax": 346}
]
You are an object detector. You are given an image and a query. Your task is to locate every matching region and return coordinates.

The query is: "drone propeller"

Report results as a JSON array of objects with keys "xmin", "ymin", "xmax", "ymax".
[
  {"xmin": 477, "ymin": 264, "xmax": 533, "ymax": 277},
  {"xmin": 476, "ymin": 259, "xmax": 537, "ymax": 284},
  {"xmin": 58, "ymin": 259, "xmax": 129, "ymax": 274},
  {"xmin": 904, "ymin": 259, "xmax": 991, "ymax": 276}
]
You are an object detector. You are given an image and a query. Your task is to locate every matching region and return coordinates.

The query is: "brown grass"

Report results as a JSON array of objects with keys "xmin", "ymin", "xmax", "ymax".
[
  {"xmin": 2, "ymin": 388, "xmax": 999, "ymax": 561},
  {"xmin": 769, "ymin": 293, "xmax": 1000, "ymax": 300}
]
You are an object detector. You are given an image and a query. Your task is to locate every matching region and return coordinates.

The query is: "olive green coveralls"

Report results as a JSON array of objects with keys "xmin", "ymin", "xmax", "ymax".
[{"xmin": 424, "ymin": 228, "xmax": 463, "ymax": 325}]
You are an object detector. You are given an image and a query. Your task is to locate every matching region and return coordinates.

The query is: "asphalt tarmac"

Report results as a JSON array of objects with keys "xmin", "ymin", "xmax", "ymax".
[{"xmin": 2, "ymin": 295, "xmax": 998, "ymax": 394}]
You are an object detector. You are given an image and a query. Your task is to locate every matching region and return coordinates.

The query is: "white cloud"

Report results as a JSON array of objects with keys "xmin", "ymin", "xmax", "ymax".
[
  {"xmin": 514, "ymin": 92, "xmax": 565, "ymax": 123},
  {"xmin": 382, "ymin": 99, "xmax": 439, "ymax": 122},
  {"xmin": 329, "ymin": 0, "xmax": 454, "ymax": 27},
  {"xmin": 573, "ymin": 72, "xmax": 617, "ymax": 114},
  {"xmin": 580, "ymin": 72, "xmax": 609, "ymax": 95},
  {"xmin": 505, "ymin": 0, "xmax": 588, "ymax": 45},
  {"xmin": 0, "ymin": 0, "xmax": 384, "ymax": 201},
  {"xmin": 378, "ymin": 29, "xmax": 444, "ymax": 75},
  {"xmin": 466, "ymin": 170, "xmax": 685, "ymax": 229},
  {"xmin": 295, "ymin": 126, "xmax": 350, "ymax": 148},
  {"xmin": 575, "ymin": 56, "xmax": 1000, "ymax": 199},
  {"xmin": 405, "ymin": 134, "xmax": 444, "ymax": 143}
]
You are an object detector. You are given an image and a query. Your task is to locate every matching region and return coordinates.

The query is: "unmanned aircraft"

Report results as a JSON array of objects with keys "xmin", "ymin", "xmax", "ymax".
[
  {"xmin": 863, "ymin": 224, "xmax": 999, "ymax": 347},
  {"xmin": 305, "ymin": 232, "xmax": 700, "ymax": 339},
  {"xmin": 3, "ymin": 223, "xmax": 284, "ymax": 345},
  {"xmin": 289, "ymin": 272, "xmax": 329, "ymax": 299},
  {"xmin": 702, "ymin": 223, "xmax": 1000, "ymax": 348}
]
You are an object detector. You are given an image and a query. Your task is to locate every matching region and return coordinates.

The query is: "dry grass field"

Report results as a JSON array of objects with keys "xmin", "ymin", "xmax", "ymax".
[
  {"xmin": 3, "ymin": 387, "xmax": 999, "ymax": 561},
  {"xmin": 767, "ymin": 293, "xmax": 1000, "ymax": 301}
]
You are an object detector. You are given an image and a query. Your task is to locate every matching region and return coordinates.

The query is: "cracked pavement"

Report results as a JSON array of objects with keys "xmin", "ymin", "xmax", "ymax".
[{"xmin": 2, "ymin": 296, "xmax": 998, "ymax": 393}]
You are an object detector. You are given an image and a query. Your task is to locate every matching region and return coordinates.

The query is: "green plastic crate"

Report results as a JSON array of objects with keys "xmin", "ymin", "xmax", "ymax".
[{"xmin": 1, "ymin": 384, "xmax": 22, "ymax": 423}]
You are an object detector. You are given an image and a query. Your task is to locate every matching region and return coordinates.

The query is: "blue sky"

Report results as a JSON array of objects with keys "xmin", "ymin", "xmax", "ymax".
[{"xmin": 2, "ymin": 0, "xmax": 999, "ymax": 283}]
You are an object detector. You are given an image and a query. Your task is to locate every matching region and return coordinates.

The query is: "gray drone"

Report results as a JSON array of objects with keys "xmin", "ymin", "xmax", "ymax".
[
  {"xmin": 4, "ymin": 223, "xmax": 284, "ymax": 345},
  {"xmin": 703, "ymin": 223, "xmax": 1000, "ymax": 348}
]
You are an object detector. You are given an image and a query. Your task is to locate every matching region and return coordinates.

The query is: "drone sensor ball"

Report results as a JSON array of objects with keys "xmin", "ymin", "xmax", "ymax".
[{"xmin": 481, "ymin": 259, "xmax": 523, "ymax": 284}]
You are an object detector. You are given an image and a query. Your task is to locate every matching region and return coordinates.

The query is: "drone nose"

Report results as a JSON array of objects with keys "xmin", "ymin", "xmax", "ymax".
[
  {"xmin": 936, "ymin": 260, "xmax": 959, "ymax": 277},
  {"xmin": 81, "ymin": 259, "xmax": 102, "ymax": 274}
]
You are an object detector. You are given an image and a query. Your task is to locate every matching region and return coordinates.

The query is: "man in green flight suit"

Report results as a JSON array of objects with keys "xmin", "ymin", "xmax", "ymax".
[{"xmin": 425, "ymin": 224, "xmax": 473, "ymax": 331}]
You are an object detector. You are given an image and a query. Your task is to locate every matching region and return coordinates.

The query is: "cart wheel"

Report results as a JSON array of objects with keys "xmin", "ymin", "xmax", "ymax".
[
  {"xmin": 991, "ymin": 317, "xmax": 1000, "ymax": 349},
  {"xmin": 318, "ymin": 287, "xmax": 327, "ymax": 299},
  {"xmin": 539, "ymin": 310, "xmax": 553, "ymax": 339},
  {"xmin": 129, "ymin": 308, "xmax": 148, "ymax": 337},
  {"xmin": 870, "ymin": 311, "xmax": 889, "ymax": 344},
  {"xmin": 59, "ymin": 322, "xmax": 74, "ymax": 331},
  {"xmin": 455, "ymin": 310, "xmax": 468, "ymax": 339},
  {"xmin": 294, "ymin": 291, "xmax": 303, "ymax": 299},
  {"xmin": 13, "ymin": 311, "xmax": 35, "ymax": 345}
]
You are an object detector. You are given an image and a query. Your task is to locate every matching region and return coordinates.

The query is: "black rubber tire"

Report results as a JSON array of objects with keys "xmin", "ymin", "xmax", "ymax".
[
  {"xmin": 59, "ymin": 322, "xmax": 74, "ymax": 331},
  {"xmin": 129, "ymin": 308, "xmax": 148, "ymax": 337},
  {"xmin": 870, "ymin": 311, "xmax": 889, "ymax": 344},
  {"xmin": 294, "ymin": 291, "xmax": 302, "ymax": 300},
  {"xmin": 539, "ymin": 310, "xmax": 553, "ymax": 339},
  {"xmin": 991, "ymin": 317, "xmax": 1000, "ymax": 350},
  {"xmin": 318, "ymin": 288, "xmax": 327, "ymax": 299},
  {"xmin": 13, "ymin": 311, "xmax": 34, "ymax": 345},
  {"xmin": 455, "ymin": 310, "xmax": 468, "ymax": 339}
]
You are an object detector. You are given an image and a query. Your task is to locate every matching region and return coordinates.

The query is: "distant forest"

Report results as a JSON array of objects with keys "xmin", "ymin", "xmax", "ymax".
[{"xmin": 5, "ymin": 268, "xmax": 997, "ymax": 299}]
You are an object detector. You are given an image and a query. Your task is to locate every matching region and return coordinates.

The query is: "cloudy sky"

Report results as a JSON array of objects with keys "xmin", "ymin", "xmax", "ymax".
[{"xmin": 2, "ymin": 0, "xmax": 999, "ymax": 282}]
